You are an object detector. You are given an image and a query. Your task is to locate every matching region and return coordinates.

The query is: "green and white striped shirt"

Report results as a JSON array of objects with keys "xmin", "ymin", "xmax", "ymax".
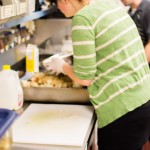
[{"xmin": 71, "ymin": 0, "xmax": 150, "ymax": 128}]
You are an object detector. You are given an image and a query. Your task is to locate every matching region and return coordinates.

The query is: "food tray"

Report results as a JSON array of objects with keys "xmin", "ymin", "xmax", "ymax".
[{"xmin": 23, "ymin": 87, "xmax": 90, "ymax": 103}]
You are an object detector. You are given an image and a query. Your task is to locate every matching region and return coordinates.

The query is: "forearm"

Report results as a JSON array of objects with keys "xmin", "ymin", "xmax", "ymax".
[
  {"xmin": 144, "ymin": 40, "xmax": 150, "ymax": 63},
  {"xmin": 63, "ymin": 63, "xmax": 92, "ymax": 87}
]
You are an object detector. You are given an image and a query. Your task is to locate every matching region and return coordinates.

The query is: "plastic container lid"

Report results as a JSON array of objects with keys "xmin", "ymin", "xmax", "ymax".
[
  {"xmin": 0, "ymin": 109, "xmax": 18, "ymax": 140},
  {"xmin": 2, "ymin": 65, "xmax": 11, "ymax": 70}
]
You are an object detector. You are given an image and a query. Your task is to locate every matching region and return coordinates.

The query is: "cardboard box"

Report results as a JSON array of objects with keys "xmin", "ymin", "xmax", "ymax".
[{"xmin": 0, "ymin": 0, "xmax": 13, "ymax": 19}]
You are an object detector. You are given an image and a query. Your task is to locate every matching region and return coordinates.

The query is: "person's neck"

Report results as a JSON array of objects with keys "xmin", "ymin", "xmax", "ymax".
[
  {"xmin": 70, "ymin": 0, "xmax": 87, "ymax": 13},
  {"xmin": 131, "ymin": 0, "xmax": 142, "ymax": 9}
]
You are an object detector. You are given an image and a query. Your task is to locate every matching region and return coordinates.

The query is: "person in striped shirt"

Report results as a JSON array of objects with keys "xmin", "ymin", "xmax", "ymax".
[{"xmin": 48, "ymin": 0, "xmax": 150, "ymax": 149}]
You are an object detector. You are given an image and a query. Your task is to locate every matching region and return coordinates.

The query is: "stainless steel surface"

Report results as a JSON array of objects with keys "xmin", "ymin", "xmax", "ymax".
[
  {"xmin": 34, "ymin": 19, "xmax": 71, "ymax": 45},
  {"xmin": 23, "ymin": 87, "xmax": 90, "ymax": 103}
]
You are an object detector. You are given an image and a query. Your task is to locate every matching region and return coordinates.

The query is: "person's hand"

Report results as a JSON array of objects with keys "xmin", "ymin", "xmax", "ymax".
[{"xmin": 43, "ymin": 55, "xmax": 66, "ymax": 75}]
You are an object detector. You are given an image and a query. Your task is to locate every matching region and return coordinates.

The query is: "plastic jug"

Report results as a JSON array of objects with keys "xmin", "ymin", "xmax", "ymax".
[{"xmin": 0, "ymin": 65, "xmax": 23, "ymax": 110}]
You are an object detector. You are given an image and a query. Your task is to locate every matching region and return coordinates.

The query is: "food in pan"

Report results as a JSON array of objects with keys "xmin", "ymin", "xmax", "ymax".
[{"xmin": 21, "ymin": 72, "xmax": 82, "ymax": 88}]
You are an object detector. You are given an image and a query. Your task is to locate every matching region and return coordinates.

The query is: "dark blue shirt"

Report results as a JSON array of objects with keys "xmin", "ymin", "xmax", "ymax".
[{"xmin": 128, "ymin": 0, "xmax": 150, "ymax": 46}]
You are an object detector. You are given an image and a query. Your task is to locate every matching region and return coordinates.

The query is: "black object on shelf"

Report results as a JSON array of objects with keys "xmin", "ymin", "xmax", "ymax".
[
  {"xmin": 0, "ymin": 0, "xmax": 3, "ymax": 6},
  {"xmin": 11, "ymin": 57, "xmax": 26, "ymax": 72},
  {"xmin": 43, "ymin": 6, "xmax": 66, "ymax": 19},
  {"xmin": 0, "ymin": 109, "xmax": 18, "ymax": 140},
  {"xmin": 35, "ymin": 0, "xmax": 48, "ymax": 11}
]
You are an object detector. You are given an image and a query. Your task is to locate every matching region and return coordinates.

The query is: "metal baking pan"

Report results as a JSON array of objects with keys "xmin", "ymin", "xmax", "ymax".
[
  {"xmin": 22, "ymin": 53, "xmax": 89, "ymax": 103},
  {"xmin": 23, "ymin": 87, "xmax": 90, "ymax": 103}
]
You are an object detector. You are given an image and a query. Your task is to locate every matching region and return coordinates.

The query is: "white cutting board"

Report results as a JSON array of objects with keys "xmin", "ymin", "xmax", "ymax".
[{"xmin": 12, "ymin": 104, "xmax": 94, "ymax": 147}]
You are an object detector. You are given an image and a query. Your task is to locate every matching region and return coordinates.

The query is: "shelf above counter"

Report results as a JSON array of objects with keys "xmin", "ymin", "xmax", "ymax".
[{"xmin": 0, "ymin": 6, "xmax": 56, "ymax": 30}]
